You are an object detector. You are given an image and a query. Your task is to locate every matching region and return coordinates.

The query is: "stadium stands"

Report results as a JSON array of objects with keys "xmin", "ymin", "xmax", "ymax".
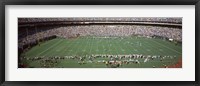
[
  {"xmin": 18, "ymin": 18, "xmax": 182, "ymax": 68},
  {"xmin": 18, "ymin": 17, "xmax": 182, "ymax": 51}
]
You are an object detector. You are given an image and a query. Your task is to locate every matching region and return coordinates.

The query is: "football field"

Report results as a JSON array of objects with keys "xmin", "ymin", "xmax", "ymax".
[{"xmin": 22, "ymin": 36, "xmax": 182, "ymax": 68}]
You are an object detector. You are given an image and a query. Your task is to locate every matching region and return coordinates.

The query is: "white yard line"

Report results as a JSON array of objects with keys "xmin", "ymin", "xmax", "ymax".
[
  {"xmin": 66, "ymin": 38, "xmax": 79, "ymax": 56},
  {"xmin": 124, "ymin": 40, "xmax": 139, "ymax": 54},
  {"xmin": 108, "ymin": 38, "xmax": 112, "ymax": 54},
  {"xmin": 74, "ymin": 39, "xmax": 81, "ymax": 56},
  {"xmin": 89, "ymin": 37, "xmax": 93, "ymax": 55},
  {"xmin": 100, "ymin": 38, "xmax": 105, "ymax": 55},
  {"xmin": 113, "ymin": 39, "xmax": 120, "ymax": 55},
  {"xmin": 143, "ymin": 41, "xmax": 166, "ymax": 55},
  {"xmin": 117, "ymin": 40, "xmax": 127, "ymax": 55},
  {"xmin": 96, "ymin": 39, "xmax": 99, "ymax": 52},
  {"xmin": 83, "ymin": 37, "xmax": 89, "ymax": 55},
  {"xmin": 122, "ymin": 39, "xmax": 134, "ymax": 54},
  {"xmin": 37, "ymin": 40, "xmax": 63, "ymax": 56},
  {"xmin": 58, "ymin": 39, "xmax": 71, "ymax": 56},
  {"xmin": 151, "ymin": 40, "xmax": 181, "ymax": 54}
]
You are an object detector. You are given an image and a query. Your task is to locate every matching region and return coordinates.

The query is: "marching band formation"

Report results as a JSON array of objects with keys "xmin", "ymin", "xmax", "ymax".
[{"xmin": 20, "ymin": 54, "xmax": 176, "ymax": 68}]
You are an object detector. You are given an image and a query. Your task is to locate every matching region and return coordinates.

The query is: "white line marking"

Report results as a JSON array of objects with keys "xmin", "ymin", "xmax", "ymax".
[
  {"xmin": 151, "ymin": 40, "xmax": 181, "ymax": 54},
  {"xmin": 37, "ymin": 40, "xmax": 63, "ymax": 56}
]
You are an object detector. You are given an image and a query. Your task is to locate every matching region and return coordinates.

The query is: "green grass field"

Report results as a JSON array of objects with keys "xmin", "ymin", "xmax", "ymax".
[{"xmin": 21, "ymin": 36, "xmax": 182, "ymax": 68}]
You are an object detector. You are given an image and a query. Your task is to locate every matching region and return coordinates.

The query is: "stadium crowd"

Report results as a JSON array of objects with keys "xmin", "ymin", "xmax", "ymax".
[
  {"xmin": 18, "ymin": 25, "xmax": 182, "ymax": 49},
  {"xmin": 58, "ymin": 25, "xmax": 182, "ymax": 40}
]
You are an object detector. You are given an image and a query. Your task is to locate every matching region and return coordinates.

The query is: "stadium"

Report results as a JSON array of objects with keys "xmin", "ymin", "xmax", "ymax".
[{"xmin": 18, "ymin": 17, "xmax": 182, "ymax": 68}]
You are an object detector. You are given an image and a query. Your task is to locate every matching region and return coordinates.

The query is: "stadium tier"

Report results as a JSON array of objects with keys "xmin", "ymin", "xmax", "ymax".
[
  {"xmin": 18, "ymin": 17, "xmax": 182, "ymax": 68},
  {"xmin": 18, "ymin": 17, "xmax": 182, "ymax": 24}
]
